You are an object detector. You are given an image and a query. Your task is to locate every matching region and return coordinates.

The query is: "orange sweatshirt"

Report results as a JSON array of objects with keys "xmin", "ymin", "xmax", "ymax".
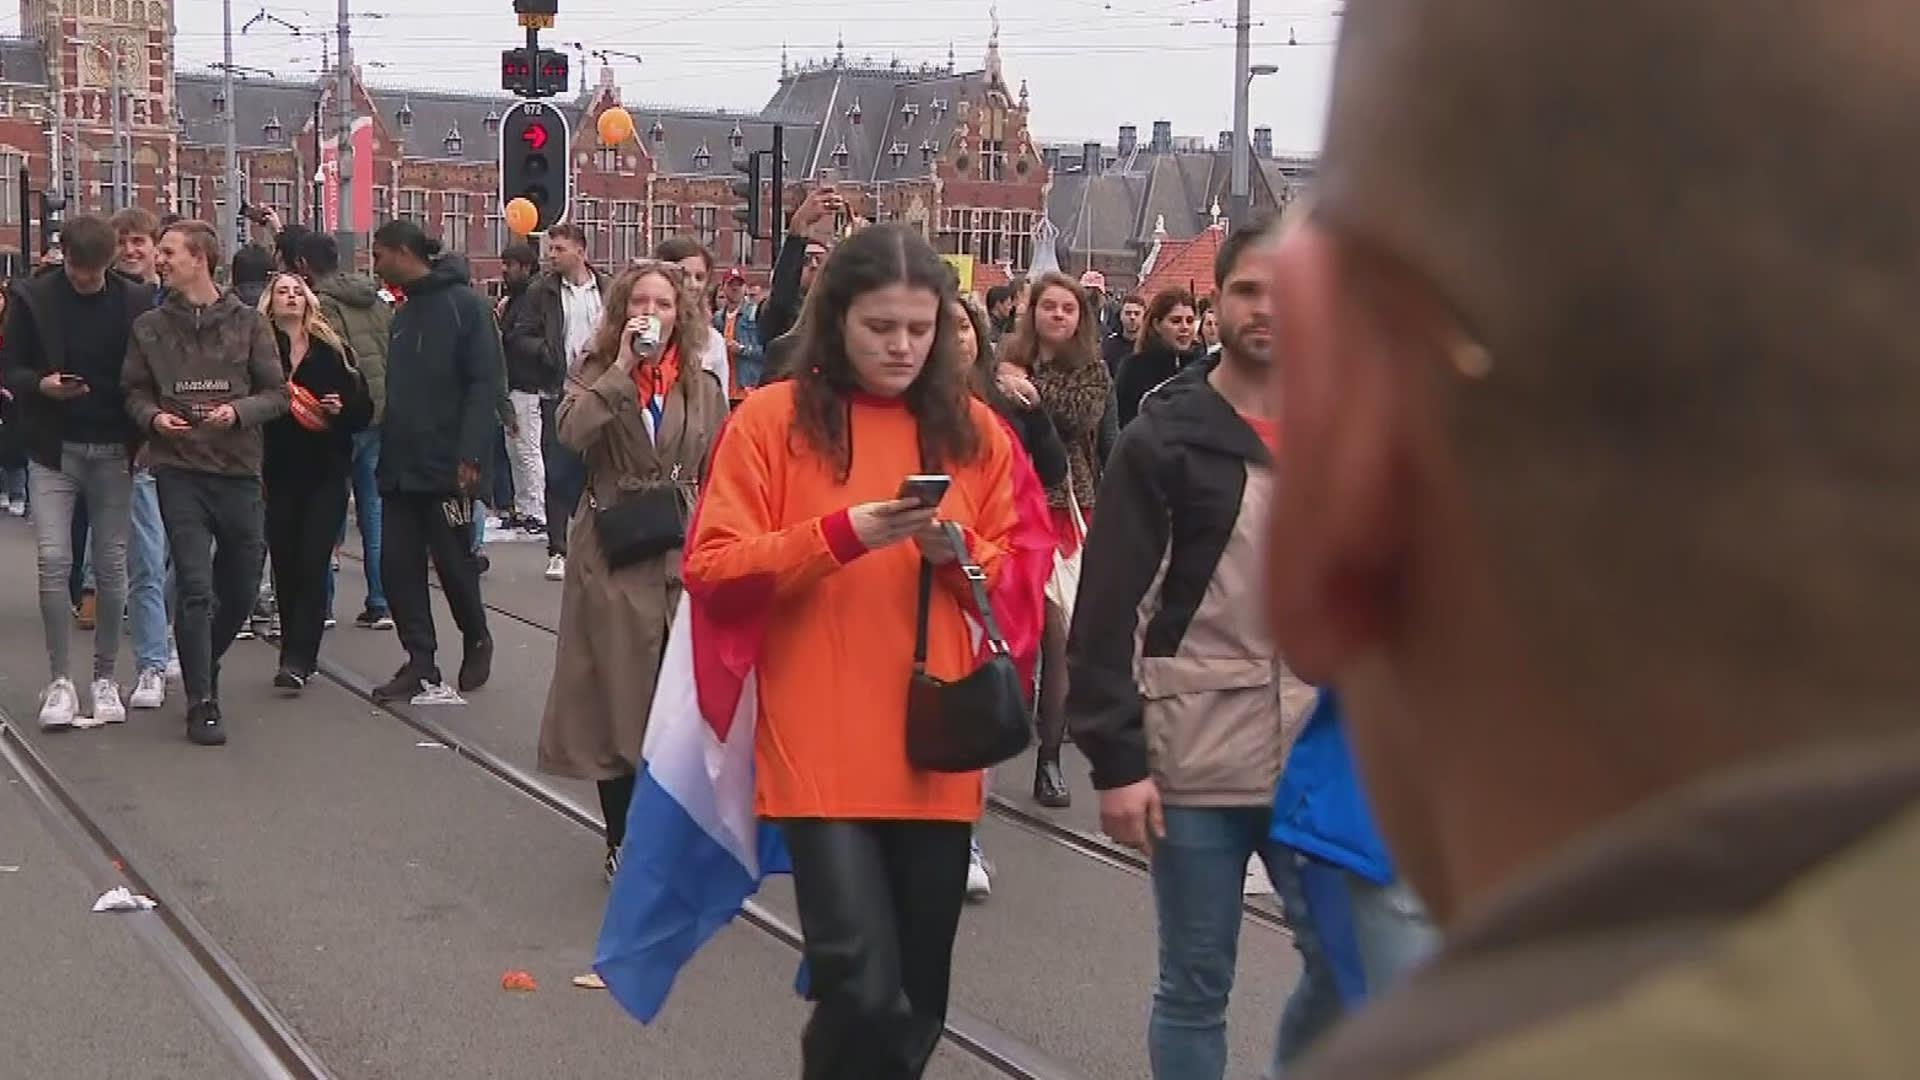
[{"xmin": 682, "ymin": 381, "xmax": 1021, "ymax": 822}]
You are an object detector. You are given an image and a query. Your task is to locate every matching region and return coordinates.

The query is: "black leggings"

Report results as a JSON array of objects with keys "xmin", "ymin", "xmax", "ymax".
[
  {"xmin": 266, "ymin": 476, "xmax": 348, "ymax": 674},
  {"xmin": 599, "ymin": 774, "xmax": 637, "ymax": 849},
  {"xmin": 782, "ymin": 819, "xmax": 972, "ymax": 1080}
]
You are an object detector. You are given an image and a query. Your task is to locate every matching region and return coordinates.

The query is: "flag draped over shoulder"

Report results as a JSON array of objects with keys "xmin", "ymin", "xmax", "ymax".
[{"xmin": 593, "ymin": 409, "xmax": 1055, "ymax": 1024}]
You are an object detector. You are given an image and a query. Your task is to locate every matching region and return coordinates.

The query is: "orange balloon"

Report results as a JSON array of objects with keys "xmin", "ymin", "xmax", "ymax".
[
  {"xmin": 597, "ymin": 106, "xmax": 635, "ymax": 145},
  {"xmin": 504, "ymin": 197, "xmax": 539, "ymax": 236}
]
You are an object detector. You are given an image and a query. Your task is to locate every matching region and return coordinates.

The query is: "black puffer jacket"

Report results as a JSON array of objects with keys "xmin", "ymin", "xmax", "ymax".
[{"xmin": 375, "ymin": 256, "xmax": 503, "ymax": 496}]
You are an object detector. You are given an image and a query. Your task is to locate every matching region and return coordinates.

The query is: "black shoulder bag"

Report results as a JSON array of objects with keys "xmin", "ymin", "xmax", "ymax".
[
  {"xmin": 591, "ymin": 463, "xmax": 689, "ymax": 571},
  {"xmin": 906, "ymin": 521, "xmax": 1032, "ymax": 772}
]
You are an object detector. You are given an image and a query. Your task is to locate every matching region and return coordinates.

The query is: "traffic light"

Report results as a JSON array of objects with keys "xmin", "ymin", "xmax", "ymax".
[
  {"xmin": 731, "ymin": 150, "xmax": 764, "ymax": 240},
  {"xmin": 499, "ymin": 101, "xmax": 571, "ymax": 233},
  {"xmin": 501, "ymin": 47, "xmax": 568, "ymax": 97}
]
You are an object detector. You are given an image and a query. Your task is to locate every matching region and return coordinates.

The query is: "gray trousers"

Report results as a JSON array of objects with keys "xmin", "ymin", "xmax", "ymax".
[{"xmin": 29, "ymin": 443, "xmax": 133, "ymax": 682}]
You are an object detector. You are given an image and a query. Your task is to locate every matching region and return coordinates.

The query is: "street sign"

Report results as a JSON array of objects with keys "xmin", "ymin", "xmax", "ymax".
[
  {"xmin": 498, "ymin": 100, "xmax": 570, "ymax": 232},
  {"xmin": 513, "ymin": 0, "xmax": 557, "ymax": 27}
]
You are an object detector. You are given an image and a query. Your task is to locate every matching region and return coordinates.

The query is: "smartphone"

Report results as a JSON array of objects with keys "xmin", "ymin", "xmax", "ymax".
[
  {"xmin": 56, "ymin": 373, "xmax": 86, "ymax": 386},
  {"xmin": 897, "ymin": 474, "xmax": 951, "ymax": 508}
]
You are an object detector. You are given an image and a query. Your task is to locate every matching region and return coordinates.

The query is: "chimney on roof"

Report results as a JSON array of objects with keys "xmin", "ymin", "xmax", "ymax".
[
  {"xmin": 1150, "ymin": 120, "xmax": 1172, "ymax": 154},
  {"xmin": 1117, "ymin": 124, "xmax": 1137, "ymax": 157},
  {"xmin": 1081, "ymin": 141, "xmax": 1102, "ymax": 175},
  {"xmin": 1042, "ymin": 146, "xmax": 1061, "ymax": 172},
  {"xmin": 1253, "ymin": 126, "xmax": 1273, "ymax": 159},
  {"xmin": 1218, "ymin": 130, "xmax": 1233, "ymax": 152}
]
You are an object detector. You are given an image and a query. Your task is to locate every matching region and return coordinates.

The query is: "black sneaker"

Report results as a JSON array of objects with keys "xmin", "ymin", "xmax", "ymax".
[
  {"xmin": 186, "ymin": 701, "xmax": 226, "ymax": 746},
  {"xmin": 520, "ymin": 519, "xmax": 547, "ymax": 536},
  {"xmin": 475, "ymin": 553, "xmax": 490, "ymax": 575},
  {"xmin": 355, "ymin": 608, "xmax": 395, "ymax": 631},
  {"xmin": 372, "ymin": 668, "xmax": 430, "ymax": 704},
  {"xmin": 604, "ymin": 844, "xmax": 621, "ymax": 883},
  {"xmin": 273, "ymin": 668, "xmax": 306, "ymax": 694},
  {"xmin": 458, "ymin": 637, "xmax": 493, "ymax": 693}
]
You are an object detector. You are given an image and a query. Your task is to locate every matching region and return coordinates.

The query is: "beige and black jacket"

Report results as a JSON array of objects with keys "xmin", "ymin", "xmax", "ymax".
[{"xmin": 1065, "ymin": 356, "xmax": 1312, "ymax": 806}]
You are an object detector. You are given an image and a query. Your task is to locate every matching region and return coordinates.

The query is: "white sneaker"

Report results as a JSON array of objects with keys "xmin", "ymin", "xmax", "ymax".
[
  {"xmin": 545, "ymin": 554, "xmax": 565, "ymax": 581},
  {"xmin": 966, "ymin": 848, "xmax": 992, "ymax": 901},
  {"xmin": 91, "ymin": 679, "xmax": 126, "ymax": 725},
  {"xmin": 409, "ymin": 681, "xmax": 466, "ymax": 706},
  {"xmin": 38, "ymin": 678, "xmax": 77, "ymax": 729},
  {"xmin": 7, "ymin": 501, "xmax": 24, "ymax": 517},
  {"xmin": 164, "ymin": 645, "xmax": 182, "ymax": 682},
  {"xmin": 128, "ymin": 668, "xmax": 166, "ymax": 709}
]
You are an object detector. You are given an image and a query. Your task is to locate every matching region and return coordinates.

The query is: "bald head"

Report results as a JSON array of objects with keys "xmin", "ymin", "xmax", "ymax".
[{"xmin": 1265, "ymin": 1, "xmax": 1920, "ymax": 921}]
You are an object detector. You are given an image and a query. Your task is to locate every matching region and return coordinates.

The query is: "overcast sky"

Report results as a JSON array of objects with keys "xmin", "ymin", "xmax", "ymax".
[{"xmin": 146, "ymin": 0, "xmax": 1340, "ymax": 154}]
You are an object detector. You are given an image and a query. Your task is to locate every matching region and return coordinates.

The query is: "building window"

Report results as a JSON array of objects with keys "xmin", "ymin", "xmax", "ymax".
[
  {"xmin": 442, "ymin": 192, "xmax": 471, "ymax": 253},
  {"xmin": 0, "ymin": 150, "xmax": 21, "ymax": 224},
  {"xmin": 262, "ymin": 180, "xmax": 295, "ymax": 226},
  {"xmin": 611, "ymin": 200, "xmax": 642, "ymax": 265},
  {"xmin": 1007, "ymin": 210, "xmax": 1035, "ymax": 269},
  {"xmin": 485, "ymin": 193, "xmax": 505, "ymax": 252},
  {"xmin": 650, "ymin": 203, "xmax": 678, "ymax": 250},
  {"xmin": 980, "ymin": 139, "xmax": 1007, "ymax": 182},
  {"xmin": 596, "ymin": 147, "xmax": 618, "ymax": 173},
  {"xmin": 575, "ymin": 196, "xmax": 606, "ymax": 262},
  {"xmin": 397, "ymin": 188, "xmax": 428, "ymax": 225},
  {"xmin": 177, "ymin": 176, "xmax": 201, "ymax": 220},
  {"xmin": 372, "ymin": 185, "xmax": 391, "ymax": 225},
  {"xmin": 690, "ymin": 205, "xmax": 718, "ymax": 250}
]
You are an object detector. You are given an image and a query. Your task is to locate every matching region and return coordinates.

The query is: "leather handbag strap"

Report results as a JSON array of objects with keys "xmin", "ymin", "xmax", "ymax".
[{"xmin": 915, "ymin": 520, "xmax": 1011, "ymax": 671}]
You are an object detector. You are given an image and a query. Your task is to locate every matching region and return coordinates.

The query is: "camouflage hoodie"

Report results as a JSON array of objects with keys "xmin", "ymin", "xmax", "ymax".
[{"xmin": 122, "ymin": 288, "xmax": 289, "ymax": 478}]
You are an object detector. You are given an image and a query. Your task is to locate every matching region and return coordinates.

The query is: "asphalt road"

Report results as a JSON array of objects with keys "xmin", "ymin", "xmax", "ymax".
[{"xmin": 0, "ymin": 513, "xmax": 1306, "ymax": 1078}]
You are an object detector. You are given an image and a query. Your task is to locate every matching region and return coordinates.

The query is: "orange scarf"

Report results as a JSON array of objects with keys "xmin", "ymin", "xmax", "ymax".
[{"xmin": 633, "ymin": 343, "xmax": 682, "ymax": 408}]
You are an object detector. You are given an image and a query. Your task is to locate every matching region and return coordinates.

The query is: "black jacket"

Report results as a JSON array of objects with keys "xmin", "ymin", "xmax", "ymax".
[
  {"xmin": 0, "ymin": 268, "xmax": 150, "ymax": 468},
  {"xmin": 262, "ymin": 329, "xmax": 373, "ymax": 492},
  {"xmin": 502, "ymin": 267, "xmax": 609, "ymax": 396},
  {"xmin": 1113, "ymin": 340, "xmax": 1207, "ymax": 429},
  {"xmin": 1067, "ymin": 355, "xmax": 1291, "ymax": 803},
  {"xmin": 376, "ymin": 257, "xmax": 504, "ymax": 496},
  {"xmin": 986, "ymin": 382, "xmax": 1069, "ymax": 489},
  {"xmin": 757, "ymin": 234, "xmax": 810, "ymax": 352}
]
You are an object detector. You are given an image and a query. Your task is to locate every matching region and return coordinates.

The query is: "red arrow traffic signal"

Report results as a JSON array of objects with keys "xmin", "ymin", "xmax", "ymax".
[{"xmin": 520, "ymin": 121, "xmax": 550, "ymax": 151}]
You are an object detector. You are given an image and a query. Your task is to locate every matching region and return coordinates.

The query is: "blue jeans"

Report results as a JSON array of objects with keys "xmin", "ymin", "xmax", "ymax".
[
  {"xmin": 1265, "ymin": 858, "xmax": 1437, "ymax": 1077},
  {"xmin": 328, "ymin": 429, "xmax": 386, "ymax": 616},
  {"xmin": 2, "ymin": 465, "xmax": 24, "ymax": 503},
  {"xmin": 1148, "ymin": 805, "xmax": 1341, "ymax": 1080},
  {"xmin": 126, "ymin": 470, "xmax": 172, "ymax": 673}
]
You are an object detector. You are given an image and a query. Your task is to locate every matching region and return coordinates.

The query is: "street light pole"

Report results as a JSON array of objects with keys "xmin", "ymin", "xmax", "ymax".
[
  {"xmin": 336, "ymin": 0, "xmax": 356, "ymax": 266},
  {"xmin": 1229, "ymin": 0, "xmax": 1251, "ymax": 228},
  {"xmin": 221, "ymin": 0, "xmax": 241, "ymax": 265}
]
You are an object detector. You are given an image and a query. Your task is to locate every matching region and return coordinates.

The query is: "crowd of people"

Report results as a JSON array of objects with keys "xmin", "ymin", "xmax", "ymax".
[{"xmin": 10, "ymin": 5, "xmax": 1907, "ymax": 1072}]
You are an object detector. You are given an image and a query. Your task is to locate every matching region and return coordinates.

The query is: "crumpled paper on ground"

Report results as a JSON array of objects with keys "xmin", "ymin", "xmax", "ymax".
[{"xmin": 92, "ymin": 886, "xmax": 156, "ymax": 913}]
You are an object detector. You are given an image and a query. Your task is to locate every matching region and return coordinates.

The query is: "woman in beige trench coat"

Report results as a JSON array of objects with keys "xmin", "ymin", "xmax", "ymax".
[{"xmin": 537, "ymin": 260, "xmax": 728, "ymax": 880}]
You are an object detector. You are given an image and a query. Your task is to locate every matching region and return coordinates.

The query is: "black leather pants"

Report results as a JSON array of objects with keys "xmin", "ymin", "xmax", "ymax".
[{"xmin": 781, "ymin": 819, "xmax": 973, "ymax": 1080}]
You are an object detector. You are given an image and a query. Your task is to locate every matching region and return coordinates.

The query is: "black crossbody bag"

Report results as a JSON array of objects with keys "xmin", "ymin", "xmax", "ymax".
[
  {"xmin": 590, "ymin": 463, "xmax": 689, "ymax": 571},
  {"xmin": 905, "ymin": 521, "xmax": 1032, "ymax": 772}
]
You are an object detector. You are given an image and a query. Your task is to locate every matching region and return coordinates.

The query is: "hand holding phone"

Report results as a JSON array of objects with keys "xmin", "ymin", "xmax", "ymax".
[
  {"xmin": 897, "ymin": 474, "xmax": 951, "ymax": 508},
  {"xmin": 39, "ymin": 372, "xmax": 88, "ymax": 400}
]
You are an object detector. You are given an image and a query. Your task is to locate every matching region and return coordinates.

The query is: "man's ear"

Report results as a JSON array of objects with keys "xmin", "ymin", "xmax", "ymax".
[{"xmin": 1263, "ymin": 228, "xmax": 1414, "ymax": 684}]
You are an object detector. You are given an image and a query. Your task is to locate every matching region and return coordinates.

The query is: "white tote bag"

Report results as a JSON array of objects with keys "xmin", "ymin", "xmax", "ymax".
[{"xmin": 1044, "ymin": 469, "xmax": 1088, "ymax": 622}]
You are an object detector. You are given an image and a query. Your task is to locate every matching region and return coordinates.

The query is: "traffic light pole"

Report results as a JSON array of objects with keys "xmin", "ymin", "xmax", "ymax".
[{"xmin": 770, "ymin": 124, "xmax": 784, "ymax": 255}]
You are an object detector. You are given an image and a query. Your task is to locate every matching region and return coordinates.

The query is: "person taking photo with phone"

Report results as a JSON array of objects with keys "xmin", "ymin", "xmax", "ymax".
[{"xmin": 0, "ymin": 213, "xmax": 150, "ymax": 729}]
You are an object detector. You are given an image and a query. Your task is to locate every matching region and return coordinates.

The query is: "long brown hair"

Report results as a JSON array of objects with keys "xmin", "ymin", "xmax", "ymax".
[
  {"xmin": 582, "ymin": 261, "xmax": 711, "ymax": 368},
  {"xmin": 788, "ymin": 224, "xmax": 980, "ymax": 480},
  {"xmin": 997, "ymin": 271, "xmax": 1100, "ymax": 373},
  {"xmin": 953, "ymin": 293, "xmax": 997, "ymax": 398},
  {"xmin": 1134, "ymin": 287, "xmax": 1198, "ymax": 355}
]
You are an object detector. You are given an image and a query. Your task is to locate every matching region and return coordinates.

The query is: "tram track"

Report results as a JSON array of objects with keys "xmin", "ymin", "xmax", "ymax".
[
  {"xmin": 302, "ymin": 648, "xmax": 1085, "ymax": 1080},
  {"xmin": 337, "ymin": 547, "xmax": 1291, "ymax": 938},
  {"xmin": 0, "ymin": 707, "xmax": 335, "ymax": 1080}
]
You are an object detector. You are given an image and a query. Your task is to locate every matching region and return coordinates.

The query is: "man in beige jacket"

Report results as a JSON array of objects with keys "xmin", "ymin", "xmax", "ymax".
[{"xmin": 1262, "ymin": 0, "xmax": 1920, "ymax": 1076}]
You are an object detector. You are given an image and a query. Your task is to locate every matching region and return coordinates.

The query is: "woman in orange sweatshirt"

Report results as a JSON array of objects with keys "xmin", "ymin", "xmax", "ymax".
[{"xmin": 682, "ymin": 224, "xmax": 1034, "ymax": 1080}]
